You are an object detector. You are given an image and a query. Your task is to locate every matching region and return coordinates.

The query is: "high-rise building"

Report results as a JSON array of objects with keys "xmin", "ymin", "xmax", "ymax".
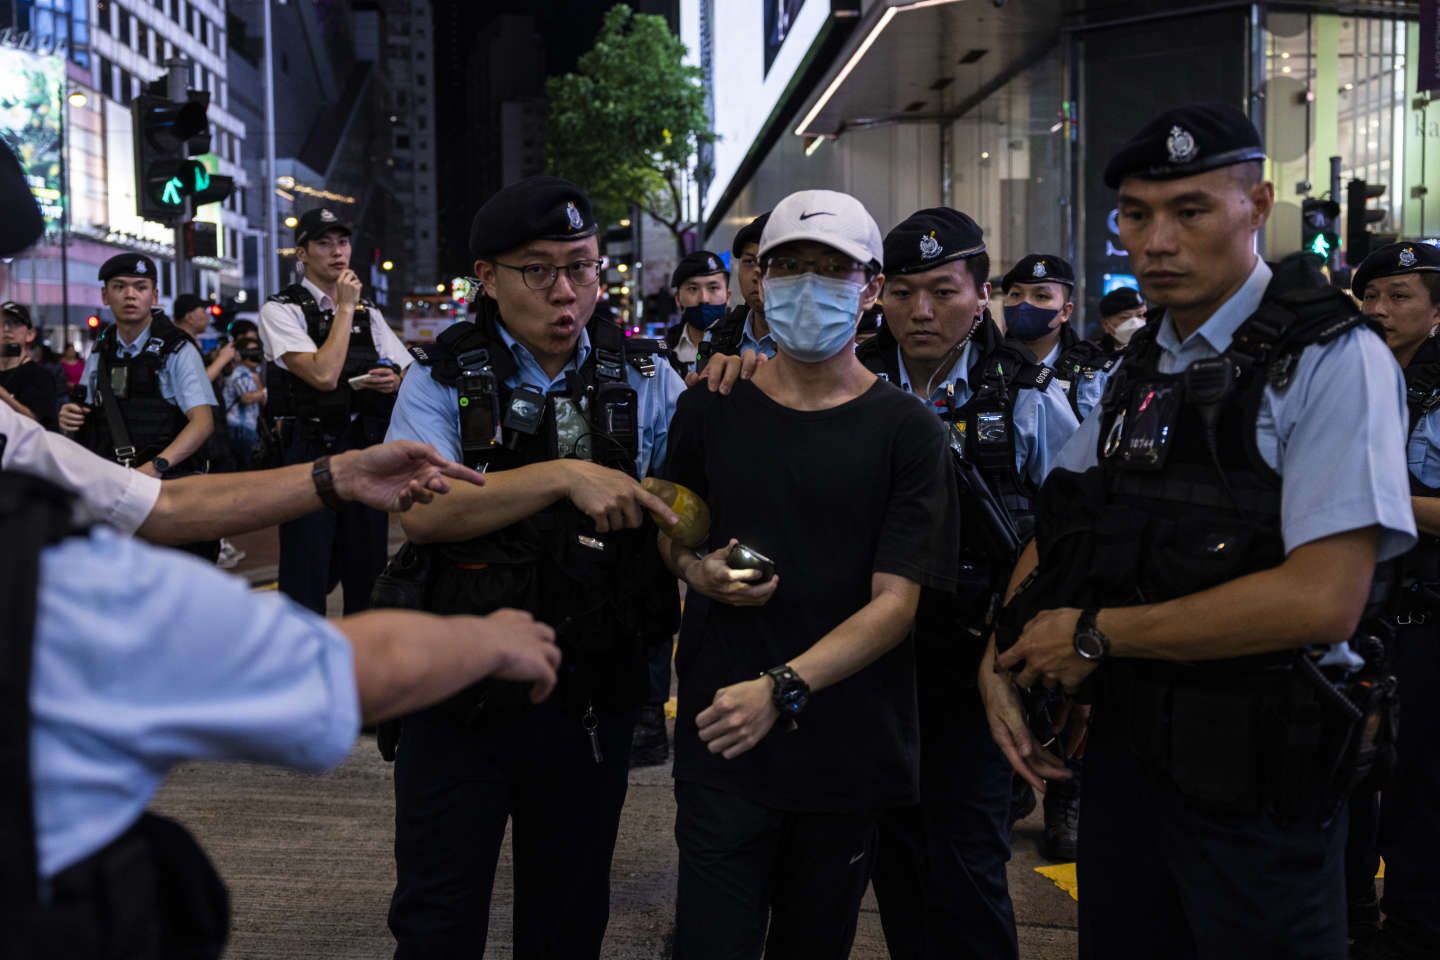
[{"xmin": 382, "ymin": 0, "xmax": 437, "ymax": 291}]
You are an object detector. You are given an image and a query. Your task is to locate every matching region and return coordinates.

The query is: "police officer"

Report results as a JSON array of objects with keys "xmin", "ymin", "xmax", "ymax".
[
  {"xmin": 981, "ymin": 102, "xmax": 1415, "ymax": 959},
  {"xmin": 382, "ymin": 175, "xmax": 687, "ymax": 958},
  {"xmin": 258, "ymin": 207, "xmax": 412, "ymax": 614},
  {"xmin": 700, "ymin": 212, "xmax": 778, "ymax": 364},
  {"xmin": 1094, "ymin": 286, "xmax": 1147, "ymax": 353},
  {"xmin": 1001, "ymin": 253, "xmax": 1116, "ymax": 422},
  {"xmin": 861, "ymin": 208, "xmax": 1078, "ymax": 960},
  {"xmin": 665, "ymin": 250, "xmax": 730, "ymax": 376},
  {"xmin": 1351, "ymin": 240, "xmax": 1440, "ymax": 960}
]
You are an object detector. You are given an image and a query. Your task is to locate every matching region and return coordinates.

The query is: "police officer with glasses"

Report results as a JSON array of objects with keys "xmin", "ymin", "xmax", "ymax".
[
  {"xmin": 861, "ymin": 208, "xmax": 1077, "ymax": 960},
  {"xmin": 700, "ymin": 212, "xmax": 778, "ymax": 365},
  {"xmin": 1349, "ymin": 240, "xmax": 1440, "ymax": 960},
  {"xmin": 981, "ymin": 102, "xmax": 1416, "ymax": 959}
]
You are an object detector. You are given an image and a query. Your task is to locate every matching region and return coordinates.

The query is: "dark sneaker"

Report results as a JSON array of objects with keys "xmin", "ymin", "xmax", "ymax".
[
  {"xmin": 1041, "ymin": 776, "xmax": 1080, "ymax": 862},
  {"xmin": 1009, "ymin": 776, "xmax": 1036, "ymax": 826},
  {"xmin": 629, "ymin": 704, "xmax": 669, "ymax": 768}
]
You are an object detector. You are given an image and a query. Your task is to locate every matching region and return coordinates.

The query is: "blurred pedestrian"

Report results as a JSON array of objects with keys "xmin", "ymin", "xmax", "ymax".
[{"xmin": 0, "ymin": 301, "xmax": 58, "ymax": 430}]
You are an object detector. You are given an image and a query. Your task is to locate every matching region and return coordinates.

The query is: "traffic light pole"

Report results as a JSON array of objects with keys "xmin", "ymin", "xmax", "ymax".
[{"xmin": 165, "ymin": 57, "xmax": 192, "ymax": 297}]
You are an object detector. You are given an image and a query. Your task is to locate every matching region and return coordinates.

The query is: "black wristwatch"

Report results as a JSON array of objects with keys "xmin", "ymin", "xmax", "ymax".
[
  {"xmin": 1073, "ymin": 608, "xmax": 1110, "ymax": 662},
  {"xmin": 312, "ymin": 455, "xmax": 346, "ymax": 511},
  {"xmin": 151, "ymin": 456, "xmax": 171, "ymax": 475},
  {"xmin": 763, "ymin": 665, "xmax": 811, "ymax": 720}
]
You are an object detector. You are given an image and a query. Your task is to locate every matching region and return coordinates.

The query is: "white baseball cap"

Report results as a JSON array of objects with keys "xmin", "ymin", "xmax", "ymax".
[{"xmin": 759, "ymin": 189, "xmax": 883, "ymax": 269}]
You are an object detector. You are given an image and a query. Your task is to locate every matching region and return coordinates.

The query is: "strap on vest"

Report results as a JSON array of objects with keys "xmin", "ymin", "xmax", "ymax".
[{"xmin": 94, "ymin": 352, "xmax": 138, "ymax": 466}]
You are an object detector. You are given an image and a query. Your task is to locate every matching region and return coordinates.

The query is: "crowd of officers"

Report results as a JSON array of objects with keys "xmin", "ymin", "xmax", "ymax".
[{"xmin": 2, "ymin": 98, "xmax": 1437, "ymax": 960}]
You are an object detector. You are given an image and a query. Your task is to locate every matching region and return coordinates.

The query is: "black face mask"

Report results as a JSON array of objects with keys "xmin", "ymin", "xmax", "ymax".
[
  {"xmin": 239, "ymin": 346, "xmax": 264, "ymax": 363},
  {"xmin": 681, "ymin": 302, "xmax": 727, "ymax": 331},
  {"xmin": 2, "ymin": 343, "xmax": 21, "ymax": 358}
]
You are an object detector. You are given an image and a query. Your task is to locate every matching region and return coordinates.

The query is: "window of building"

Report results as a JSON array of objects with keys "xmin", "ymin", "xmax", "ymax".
[
  {"xmin": 120, "ymin": 70, "xmax": 134, "ymax": 106},
  {"xmin": 100, "ymin": 56, "xmax": 114, "ymax": 98},
  {"xmin": 136, "ymin": 21, "xmax": 147, "ymax": 58},
  {"xmin": 118, "ymin": 7, "xmax": 130, "ymax": 43},
  {"xmin": 170, "ymin": 0, "xmax": 179, "ymax": 21},
  {"xmin": 396, "ymin": 135, "xmax": 411, "ymax": 149},
  {"xmin": 199, "ymin": 14, "xmax": 208, "ymax": 47},
  {"xmin": 416, "ymin": 73, "xmax": 425, "ymax": 86},
  {"xmin": 185, "ymin": 2, "xmax": 193, "ymax": 35},
  {"xmin": 97, "ymin": 1, "xmax": 110, "ymax": 32},
  {"xmin": 417, "ymin": 115, "xmax": 427, "ymax": 131}
]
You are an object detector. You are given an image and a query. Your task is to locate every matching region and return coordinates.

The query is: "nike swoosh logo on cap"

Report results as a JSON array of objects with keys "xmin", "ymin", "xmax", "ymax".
[{"xmin": 799, "ymin": 211, "xmax": 834, "ymax": 220}]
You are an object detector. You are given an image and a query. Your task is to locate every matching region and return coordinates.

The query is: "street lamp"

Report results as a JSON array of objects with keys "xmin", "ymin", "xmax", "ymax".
[
  {"xmin": 435, "ymin": 283, "xmax": 446, "ymax": 293},
  {"xmin": 382, "ymin": 260, "xmax": 394, "ymax": 271},
  {"xmin": 67, "ymin": 90, "xmax": 87, "ymax": 108},
  {"xmin": 283, "ymin": 215, "xmax": 298, "ymax": 228}
]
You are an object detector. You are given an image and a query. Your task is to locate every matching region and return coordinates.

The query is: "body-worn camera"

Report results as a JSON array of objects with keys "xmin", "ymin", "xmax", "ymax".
[{"xmin": 726, "ymin": 543, "xmax": 775, "ymax": 582}]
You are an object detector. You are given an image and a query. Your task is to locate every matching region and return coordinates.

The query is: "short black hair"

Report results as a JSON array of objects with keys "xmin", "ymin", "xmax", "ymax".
[
  {"xmin": 1422, "ymin": 272, "xmax": 1440, "ymax": 307},
  {"xmin": 965, "ymin": 251, "xmax": 990, "ymax": 298}
]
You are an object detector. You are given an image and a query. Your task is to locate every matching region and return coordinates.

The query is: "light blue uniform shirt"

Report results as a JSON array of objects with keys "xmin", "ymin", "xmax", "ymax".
[
  {"xmin": 1042, "ymin": 340, "xmax": 1111, "ymax": 422},
  {"xmin": 1055, "ymin": 258, "xmax": 1416, "ymax": 563},
  {"xmin": 388, "ymin": 321, "xmax": 686, "ymax": 476},
  {"xmin": 894, "ymin": 339, "xmax": 1079, "ymax": 487},
  {"xmin": 80, "ymin": 322, "xmax": 215, "ymax": 413},
  {"xmin": 735, "ymin": 311, "xmax": 777, "ymax": 359},
  {"xmin": 1408, "ymin": 405, "xmax": 1440, "ymax": 489},
  {"xmin": 32, "ymin": 527, "xmax": 359, "ymax": 880}
]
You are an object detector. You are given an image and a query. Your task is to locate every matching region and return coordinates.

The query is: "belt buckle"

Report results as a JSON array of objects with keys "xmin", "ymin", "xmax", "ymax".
[{"xmin": 114, "ymin": 445, "xmax": 137, "ymax": 467}]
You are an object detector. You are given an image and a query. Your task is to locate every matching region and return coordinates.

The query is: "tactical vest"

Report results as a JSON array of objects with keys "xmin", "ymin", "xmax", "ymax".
[
  {"xmin": 404, "ymin": 308, "xmax": 676, "ymax": 712},
  {"xmin": 1050, "ymin": 325, "xmax": 1119, "ymax": 421},
  {"xmin": 0, "ymin": 472, "xmax": 228, "ymax": 960},
  {"xmin": 1396, "ymin": 338, "xmax": 1440, "ymax": 619},
  {"xmin": 81, "ymin": 319, "xmax": 192, "ymax": 466},
  {"xmin": 264, "ymin": 284, "xmax": 392, "ymax": 428},
  {"xmin": 1008, "ymin": 284, "xmax": 1391, "ymax": 821},
  {"xmin": 856, "ymin": 316, "xmax": 1036, "ymax": 685}
]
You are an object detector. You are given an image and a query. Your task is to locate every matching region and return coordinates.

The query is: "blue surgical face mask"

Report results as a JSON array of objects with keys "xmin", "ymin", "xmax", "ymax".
[
  {"xmin": 763, "ymin": 274, "xmax": 865, "ymax": 362},
  {"xmin": 1003, "ymin": 302, "xmax": 1061, "ymax": 342},
  {"xmin": 681, "ymin": 302, "xmax": 728, "ymax": 331}
]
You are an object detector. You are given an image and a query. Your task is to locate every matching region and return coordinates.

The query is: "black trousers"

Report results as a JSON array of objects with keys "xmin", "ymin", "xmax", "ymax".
[
  {"xmin": 388, "ymin": 699, "xmax": 637, "ymax": 959},
  {"xmin": 1079, "ymin": 722, "xmax": 1348, "ymax": 960},
  {"xmin": 871, "ymin": 685, "xmax": 1018, "ymax": 960},
  {"xmin": 672, "ymin": 780, "xmax": 875, "ymax": 960},
  {"xmin": 1379, "ymin": 619, "xmax": 1440, "ymax": 944},
  {"xmin": 277, "ymin": 418, "xmax": 387, "ymax": 615}
]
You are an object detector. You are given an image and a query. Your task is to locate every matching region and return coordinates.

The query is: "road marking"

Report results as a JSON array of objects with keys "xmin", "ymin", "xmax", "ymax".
[{"xmin": 1034, "ymin": 859, "xmax": 1386, "ymax": 902}]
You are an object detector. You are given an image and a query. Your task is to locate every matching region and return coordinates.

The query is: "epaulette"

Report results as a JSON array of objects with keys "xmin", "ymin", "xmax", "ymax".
[{"xmin": 624, "ymin": 337, "xmax": 668, "ymax": 378}]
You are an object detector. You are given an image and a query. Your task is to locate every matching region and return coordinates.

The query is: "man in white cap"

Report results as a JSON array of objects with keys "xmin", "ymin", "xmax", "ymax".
[{"xmin": 657, "ymin": 189, "xmax": 960, "ymax": 958}]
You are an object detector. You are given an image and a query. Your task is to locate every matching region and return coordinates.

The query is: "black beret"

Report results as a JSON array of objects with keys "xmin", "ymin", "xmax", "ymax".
[
  {"xmin": 671, "ymin": 250, "xmax": 728, "ymax": 289},
  {"xmin": 1352, "ymin": 241, "xmax": 1440, "ymax": 298},
  {"xmin": 884, "ymin": 207, "xmax": 985, "ymax": 276},
  {"xmin": 0, "ymin": 142, "xmax": 44, "ymax": 258},
  {"xmin": 732, "ymin": 212, "xmax": 770, "ymax": 256},
  {"xmin": 1098, "ymin": 286, "xmax": 1144, "ymax": 317},
  {"xmin": 1103, "ymin": 102, "xmax": 1266, "ymax": 190},
  {"xmin": 99, "ymin": 253, "xmax": 159, "ymax": 283},
  {"xmin": 1001, "ymin": 254, "xmax": 1075, "ymax": 292},
  {"xmin": 295, "ymin": 207, "xmax": 352, "ymax": 245},
  {"xmin": 469, "ymin": 175, "xmax": 597, "ymax": 259},
  {"xmin": 172, "ymin": 293, "xmax": 206, "ymax": 319}
]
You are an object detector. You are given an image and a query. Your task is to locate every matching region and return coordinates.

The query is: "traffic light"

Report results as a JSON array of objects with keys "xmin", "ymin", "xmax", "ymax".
[
  {"xmin": 1346, "ymin": 178, "xmax": 1388, "ymax": 266},
  {"xmin": 131, "ymin": 91, "xmax": 232, "ymax": 224},
  {"xmin": 1301, "ymin": 198, "xmax": 1340, "ymax": 260},
  {"xmin": 186, "ymin": 220, "xmax": 219, "ymax": 258},
  {"xmin": 85, "ymin": 314, "xmax": 102, "ymax": 340}
]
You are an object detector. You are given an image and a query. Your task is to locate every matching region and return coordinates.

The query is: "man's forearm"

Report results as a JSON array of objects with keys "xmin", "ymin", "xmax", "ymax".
[
  {"xmin": 205, "ymin": 356, "xmax": 228, "ymax": 383},
  {"xmin": 400, "ymin": 461, "xmax": 570, "ymax": 544},
  {"xmin": 338, "ymin": 610, "xmax": 504, "ymax": 723},
  {"xmin": 1413, "ymin": 496, "xmax": 1440, "ymax": 537},
  {"xmin": 1098, "ymin": 528, "xmax": 1381, "ymax": 661},
  {"xmin": 138, "ymin": 457, "xmax": 325, "ymax": 543},
  {"xmin": 789, "ymin": 576, "xmax": 919, "ymax": 693},
  {"xmin": 158, "ymin": 405, "xmax": 213, "ymax": 469}
]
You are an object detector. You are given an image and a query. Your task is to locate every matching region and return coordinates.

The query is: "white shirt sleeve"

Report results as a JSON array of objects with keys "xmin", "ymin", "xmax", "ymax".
[
  {"xmin": 257, "ymin": 299, "xmax": 317, "ymax": 373},
  {"xmin": 369, "ymin": 308, "xmax": 413, "ymax": 370},
  {"xmin": 0, "ymin": 401, "xmax": 160, "ymax": 533}
]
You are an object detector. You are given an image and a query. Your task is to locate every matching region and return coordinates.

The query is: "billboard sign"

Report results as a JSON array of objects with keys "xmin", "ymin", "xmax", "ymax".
[{"xmin": 0, "ymin": 46, "xmax": 63, "ymax": 232}]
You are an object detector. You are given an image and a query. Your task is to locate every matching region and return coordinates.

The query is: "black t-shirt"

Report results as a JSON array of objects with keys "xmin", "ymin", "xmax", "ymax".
[
  {"xmin": 0, "ymin": 360, "xmax": 58, "ymax": 431},
  {"xmin": 663, "ymin": 377, "xmax": 960, "ymax": 812}
]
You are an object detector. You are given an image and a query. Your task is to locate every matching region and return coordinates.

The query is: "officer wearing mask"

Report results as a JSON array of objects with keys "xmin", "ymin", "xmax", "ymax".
[
  {"xmin": 1002, "ymin": 254, "xmax": 1115, "ymax": 422},
  {"xmin": 665, "ymin": 250, "xmax": 730, "ymax": 375},
  {"xmin": 1094, "ymin": 286, "xmax": 1147, "ymax": 353},
  {"xmin": 259, "ymin": 207, "xmax": 412, "ymax": 615},
  {"xmin": 0, "ymin": 302, "xmax": 58, "ymax": 430},
  {"xmin": 1351, "ymin": 240, "xmax": 1440, "ymax": 960},
  {"xmin": 860, "ymin": 208, "xmax": 1078, "ymax": 960},
  {"xmin": 981, "ymin": 102, "xmax": 1415, "ymax": 958},
  {"xmin": 381, "ymin": 175, "xmax": 689, "ymax": 958},
  {"xmin": 700, "ymin": 212, "xmax": 778, "ymax": 364},
  {"xmin": 59, "ymin": 255, "xmax": 215, "ymax": 481}
]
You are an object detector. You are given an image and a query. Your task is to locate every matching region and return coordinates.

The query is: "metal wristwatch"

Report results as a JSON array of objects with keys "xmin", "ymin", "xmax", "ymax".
[
  {"xmin": 1073, "ymin": 608, "xmax": 1110, "ymax": 662},
  {"xmin": 762, "ymin": 664, "xmax": 811, "ymax": 721}
]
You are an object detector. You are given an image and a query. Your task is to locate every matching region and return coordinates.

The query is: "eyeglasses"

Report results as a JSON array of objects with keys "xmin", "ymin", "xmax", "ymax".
[
  {"xmin": 493, "ymin": 258, "xmax": 606, "ymax": 291},
  {"xmin": 763, "ymin": 256, "xmax": 867, "ymax": 280}
]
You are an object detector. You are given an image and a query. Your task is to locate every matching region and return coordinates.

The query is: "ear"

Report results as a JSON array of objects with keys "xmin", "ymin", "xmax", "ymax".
[
  {"xmin": 100, "ymin": 286, "xmax": 112, "ymax": 309},
  {"xmin": 976, "ymin": 280, "xmax": 992, "ymax": 314},
  {"xmin": 474, "ymin": 259, "xmax": 496, "ymax": 295},
  {"xmin": 1250, "ymin": 180, "xmax": 1275, "ymax": 230},
  {"xmin": 1059, "ymin": 301, "xmax": 1075, "ymax": 324},
  {"xmin": 861, "ymin": 272, "xmax": 885, "ymax": 311}
]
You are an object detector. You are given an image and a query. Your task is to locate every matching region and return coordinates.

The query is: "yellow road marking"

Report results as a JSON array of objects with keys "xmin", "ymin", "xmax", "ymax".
[{"xmin": 1035, "ymin": 858, "xmax": 1385, "ymax": 902}]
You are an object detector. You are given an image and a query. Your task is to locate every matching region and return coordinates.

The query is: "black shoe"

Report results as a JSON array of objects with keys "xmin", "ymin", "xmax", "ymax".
[
  {"xmin": 1041, "ymin": 776, "xmax": 1079, "ymax": 861},
  {"xmin": 1009, "ymin": 776, "xmax": 1036, "ymax": 826},
  {"xmin": 1348, "ymin": 882, "xmax": 1382, "ymax": 958},
  {"xmin": 629, "ymin": 704, "xmax": 669, "ymax": 768}
]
